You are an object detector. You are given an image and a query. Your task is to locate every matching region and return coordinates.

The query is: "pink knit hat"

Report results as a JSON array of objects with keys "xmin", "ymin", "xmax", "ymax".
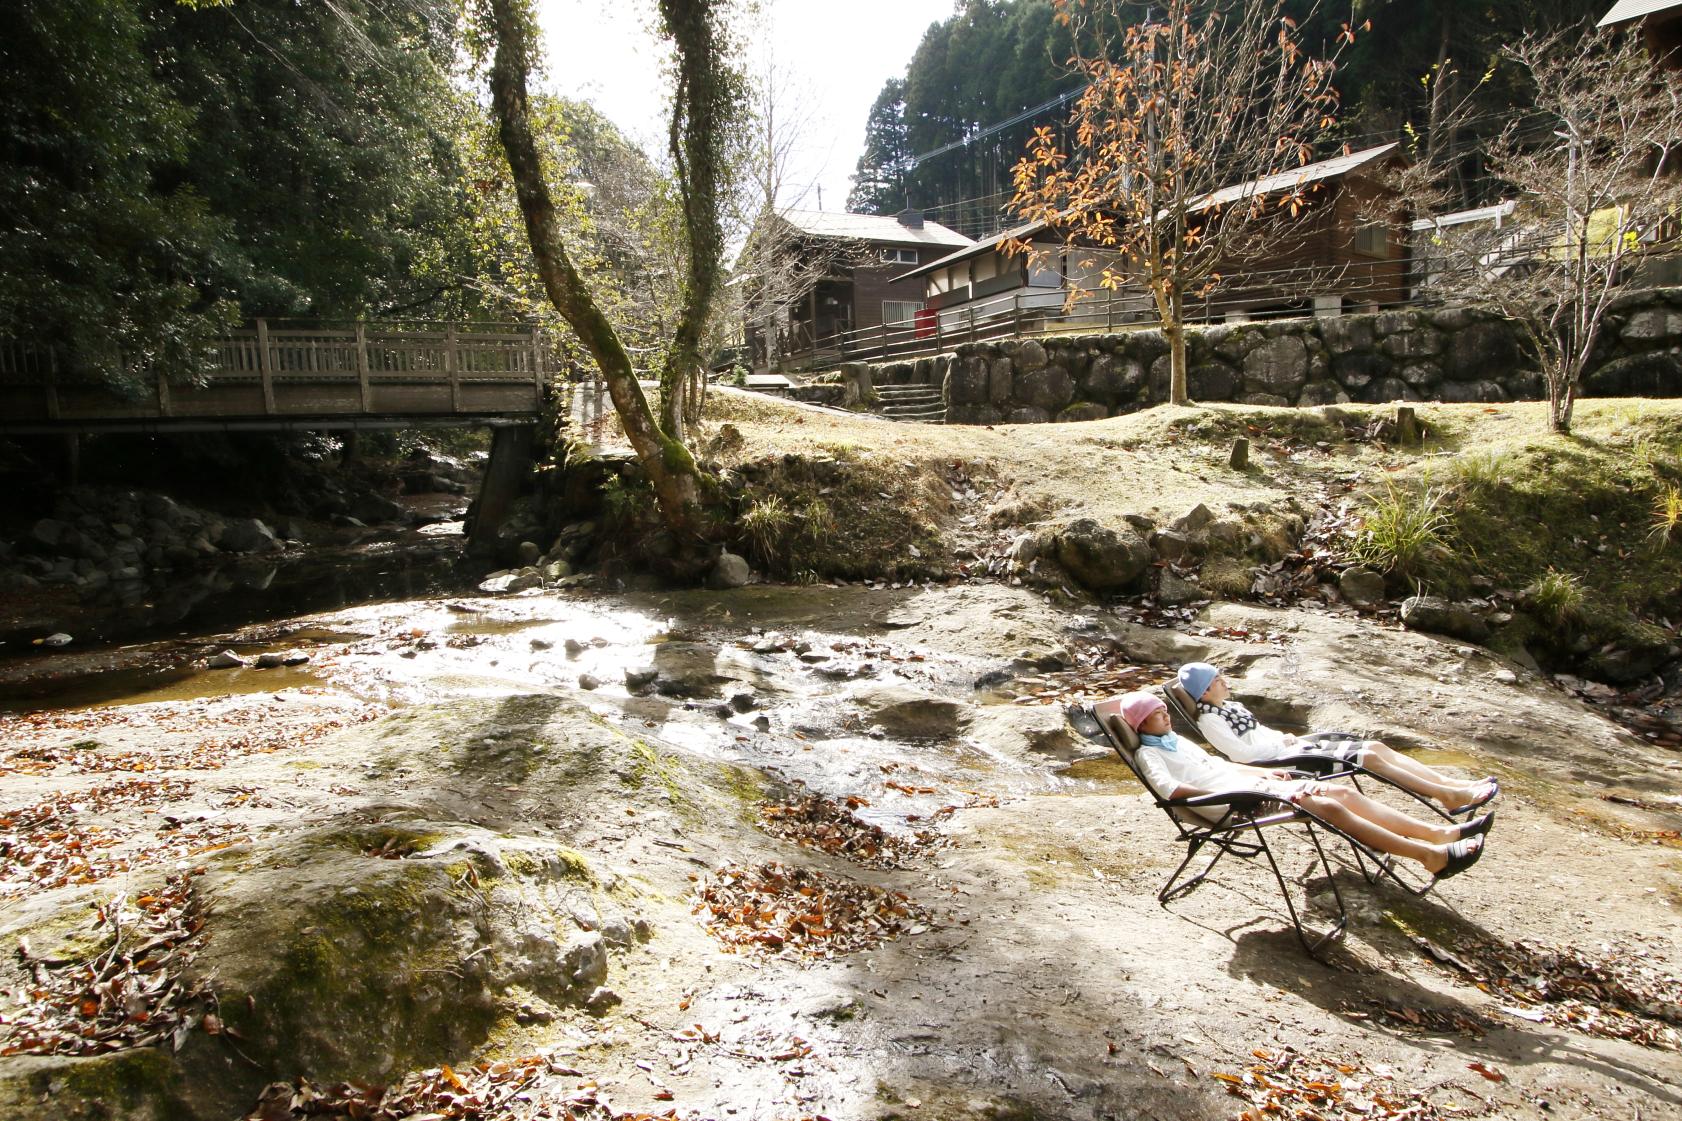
[{"xmin": 1118, "ymin": 691, "xmax": 1166, "ymax": 731}]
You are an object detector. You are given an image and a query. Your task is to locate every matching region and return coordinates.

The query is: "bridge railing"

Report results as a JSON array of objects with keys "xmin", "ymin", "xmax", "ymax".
[{"xmin": 1, "ymin": 320, "xmax": 558, "ymax": 428}]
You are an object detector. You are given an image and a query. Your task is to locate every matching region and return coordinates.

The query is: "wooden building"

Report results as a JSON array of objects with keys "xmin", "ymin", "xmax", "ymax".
[
  {"xmin": 1601, "ymin": 0, "xmax": 1682, "ymax": 64},
  {"xmin": 741, "ymin": 208, "xmax": 971, "ymax": 371},
  {"xmin": 900, "ymin": 144, "xmax": 1410, "ymax": 333}
]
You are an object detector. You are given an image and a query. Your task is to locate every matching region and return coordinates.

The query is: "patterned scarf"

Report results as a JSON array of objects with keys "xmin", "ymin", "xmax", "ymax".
[{"xmin": 1198, "ymin": 699, "xmax": 1258, "ymax": 738}]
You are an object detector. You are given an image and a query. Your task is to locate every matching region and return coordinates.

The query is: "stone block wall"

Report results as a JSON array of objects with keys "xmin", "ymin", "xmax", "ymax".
[{"xmin": 839, "ymin": 288, "xmax": 1682, "ymax": 423}]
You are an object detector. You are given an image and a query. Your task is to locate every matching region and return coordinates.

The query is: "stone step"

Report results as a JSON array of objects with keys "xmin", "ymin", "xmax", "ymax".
[
  {"xmin": 882, "ymin": 405, "xmax": 947, "ymax": 420},
  {"xmin": 874, "ymin": 385, "xmax": 942, "ymax": 399},
  {"xmin": 877, "ymin": 393, "xmax": 943, "ymax": 406}
]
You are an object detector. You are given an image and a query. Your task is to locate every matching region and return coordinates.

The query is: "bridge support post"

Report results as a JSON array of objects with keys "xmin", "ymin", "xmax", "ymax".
[{"xmin": 468, "ymin": 424, "xmax": 537, "ymax": 552}]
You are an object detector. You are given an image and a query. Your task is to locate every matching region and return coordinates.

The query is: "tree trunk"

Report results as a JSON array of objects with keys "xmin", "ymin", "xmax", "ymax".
[
  {"xmin": 1152, "ymin": 280, "xmax": 1189, "ymax": 405},
  {"xmin": 485, "ymin": 0, "xmax": 706, "ymax": 539},
  {"xmin": 658, "ymin": 0, "xmax": 735, "ymax": 443},
  {"xmin": 1550, "ymin": 378, "xmax": 1576, "ymax": 434}
]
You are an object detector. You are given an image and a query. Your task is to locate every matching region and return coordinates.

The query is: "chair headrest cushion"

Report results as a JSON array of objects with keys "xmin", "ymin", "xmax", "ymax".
[
  {"xmin": 1089, "ymin": 696, "xmax": 1142, "ymax": 754},
  {"xmin": 1167, "ymin": 682, "xmax": 1198, "ymax": 718}
]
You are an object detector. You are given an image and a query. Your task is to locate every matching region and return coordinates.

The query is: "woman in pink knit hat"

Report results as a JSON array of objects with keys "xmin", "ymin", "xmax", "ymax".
[{"xmin": 1115, "ymin": 692, "xmax": 1488, "ymax": 880}]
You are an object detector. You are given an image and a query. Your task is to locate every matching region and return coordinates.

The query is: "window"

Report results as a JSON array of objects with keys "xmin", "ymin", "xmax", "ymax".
[
  {"xmin": 1352, "ymin": 224, "xmax": 1389, "ymax": 257},
  {"xmin": 883, "ymin": 300, "xmax": 922, "ymax": 325},
  {"xmin": 879, "ymin": 247, "xmax": 919, "ymax": 265}
]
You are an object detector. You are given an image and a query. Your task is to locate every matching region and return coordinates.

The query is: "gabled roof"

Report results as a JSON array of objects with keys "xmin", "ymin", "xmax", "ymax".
[
  {"xmin": 776, "ymin": 208, "xmax": 973, "ymax": 249},
  {"xmin": 899, "ymin": 142, "xmax": 1400, "ymax": 281},
  {"xmin": 1600, "ymin": 0, "xmax": 1682, "ymax": 27},
  {"xmin": 1188, "ymin": 143, "xmax": 1398, "ymax": 214}
]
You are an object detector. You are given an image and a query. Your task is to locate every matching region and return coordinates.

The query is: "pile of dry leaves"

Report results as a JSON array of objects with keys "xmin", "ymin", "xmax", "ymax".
[
  {"xmin": 0, "ymin": 695, "xmax": 378, "ymax": 777},
  {"xmin": 0, "ymin": 871, "xmax": 216, "ymax": 1056},
  {"xmin": 1213, "ymin": 1047, "xmax": 1463, "ymax": 1120},
  {"xmin": 758, "ymin": 794, "xmax": 934, "ymax": 869},
  {"xmin": 246, "ymin": 1058, "xmax": 606, "ymax": 1121},
  {"xmin": 1405, "ymin": 928, "xmax": 1682, "ymax": 1050},
  {"xmin": 245, "ymin": 1055, "xmax": 832, "ymax": 1121},
  {"xmin": 0, "ymin": 779, "xmax": 247, "ymax": 900},
  {"xmin": 693, "ymin": 861, "xmax": 930, "ymax": 960}
]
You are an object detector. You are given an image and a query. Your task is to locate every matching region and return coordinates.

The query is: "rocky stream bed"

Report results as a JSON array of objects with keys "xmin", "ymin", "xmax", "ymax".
[{"xmin": 0, "ymin": 580, "xmax": 1679, "ymax": 1121}]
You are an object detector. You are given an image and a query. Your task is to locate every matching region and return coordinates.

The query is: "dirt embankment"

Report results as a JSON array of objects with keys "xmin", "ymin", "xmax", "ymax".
[{"xmin": 1, "ymin": 580, "xmax": 1678, "ymax": 1121}]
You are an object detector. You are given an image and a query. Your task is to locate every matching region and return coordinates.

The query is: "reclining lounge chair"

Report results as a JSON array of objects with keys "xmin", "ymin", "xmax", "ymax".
[
  {"xmin": 1071, "ymin": 691, "xmax": 1437, "ymax": 956},
  {"xmin": 1160, "ymin": 682, "xmax": 1457, "ymax": 823}
]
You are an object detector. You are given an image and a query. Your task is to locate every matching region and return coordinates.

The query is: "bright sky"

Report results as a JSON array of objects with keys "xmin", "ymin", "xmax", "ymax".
[{"xmin": 533, "ymin": 0, "xmax": 958, "ymax": 213}]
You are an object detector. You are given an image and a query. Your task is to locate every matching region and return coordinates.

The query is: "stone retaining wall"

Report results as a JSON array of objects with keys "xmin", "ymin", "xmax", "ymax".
[{"xmin": 837, "ymin": 288, "xmax": 1682, "ymax": 423}]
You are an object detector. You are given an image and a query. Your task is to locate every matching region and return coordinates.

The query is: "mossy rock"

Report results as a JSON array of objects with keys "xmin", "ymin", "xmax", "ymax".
[
  {"xmin": 0, "ymin": 1050, "xmax": 190, "ymax": 1121},
  {"xmin": 153, "ymin": 823, "xmax": 632, "ymax": 1119}
]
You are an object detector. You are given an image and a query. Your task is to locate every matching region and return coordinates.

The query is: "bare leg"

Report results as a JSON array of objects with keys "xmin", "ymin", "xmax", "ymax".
[
  {"xmin": 1358, "ymin": 743, "xmax": 1479, "ymax": 807},
  {"xmin": 1295, "ymin": 786, "xmax": 1463, "ymax": 872}
]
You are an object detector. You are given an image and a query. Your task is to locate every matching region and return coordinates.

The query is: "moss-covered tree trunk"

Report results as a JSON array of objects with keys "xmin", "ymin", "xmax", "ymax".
[
  {"xmin": 485, "ymin": 0, "xmax": 707, "ymax": 540},
  {"xmin": 657, "ymin": 0, "xmax": 737, "ymax": 439}
]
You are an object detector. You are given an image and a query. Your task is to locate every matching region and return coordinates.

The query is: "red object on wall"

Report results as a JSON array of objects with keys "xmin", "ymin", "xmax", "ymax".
[{"xmin": 914, "ymin": 307, "xmax": 936, "ymax": 339}]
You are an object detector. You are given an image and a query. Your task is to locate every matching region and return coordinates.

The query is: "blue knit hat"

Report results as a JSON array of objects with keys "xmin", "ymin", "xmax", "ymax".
[{"xmin": 1177, "ymin": 662, "xmax": 1220, "ymax": 702}]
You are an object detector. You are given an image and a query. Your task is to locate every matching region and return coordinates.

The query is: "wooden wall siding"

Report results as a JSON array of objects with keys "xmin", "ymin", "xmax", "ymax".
[{"xmin": 851, "ymin": 256, "xmax": 936, "ymax": 332}]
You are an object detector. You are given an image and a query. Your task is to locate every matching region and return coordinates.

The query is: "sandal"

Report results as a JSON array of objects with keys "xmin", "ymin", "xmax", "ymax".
[
  {"xmin": 1435, "ymin": 836, "xmax": 1485, "ymax": 880},
  {"xmin": 1453, "ymin": 778, "xmax": 1499, "ymax": 816},
  {"xmin": 1455, "ymin": 811, "xmax": 1495, "ymax": 841}
]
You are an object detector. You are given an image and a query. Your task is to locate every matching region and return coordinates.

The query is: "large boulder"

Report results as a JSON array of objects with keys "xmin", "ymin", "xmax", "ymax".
[
  {"xmin": 707, "ymin": 550, "xmax": 751, "ymax": 590},
  {"xmin": 1442, "ymin": 320, "xmax": 1520, "ymax": 381},
  {"xmin": 1054, "ymin": 518, "xmax": 1153, "ymax": 592},
  {"xmin": 1006, "ymin": 338, "xmax": 1049, "ymax": 372},
  {"xmin": 1188, "ymin": 362, "xmax": 1240, "ymax": 401},
  {"xmin": 218, "ymin": 517, "xmax": 280, "ymax": 554},
  {"xmin": 968, "ymin": 704, "xmax": 1102, "ymax": 764},
  {"xmin": 1438, "ymin": 380, "xmax": 1507, "ymax": 404},
  {"xmin": 947, "ymin": 404, "xmax": 1003, "ymax": 426},
  {"xmin": 1399, "ymin": 595, "xmax": 1491, "ymax": 643},
  {"xmin": 1620, "ymin": 306, "xmax": 1682, "ymax": 341},
  {"xmin": 1297, "ymin": 380, "xmax": 1349, "ymax": 406},
  {"xmin": 1331, "ymin": 351, "xmax": 1389, "ymax": 389},
  {"xmin": 1318, "ymin": 315, "xmax": 1377, "ymax": 355},
  {"xmin": 1338, "ymin": 568, "xmax": 1386, "ymax": 610},
  {"xmin": 1014, "ymin": 364, "xmax": 1076, "ymax": 412},
  {"xmin": 0, "ymin": 825, "xmax": 644, "ymax": 1121},
  {"xmin": 851, "ymin": 682, "xmax": 972, "ymax": 740},
  {"xmin": 652, "ymin": 640, "xmax": 736, "ymax": 697},
  {"xmin": 1583, "ymin": 350, "xmax": 1682, "ymax": 396},
  {"xmin": 1242, "ymin": 336, "xmax": 1308, "ymax": 396},
  {"xmin": 987, "ymin": 357, "xmax": 1014, "ymax": 405},
  {"xmin": 1058, "ymin": 402, "xmax": 1109, "ymax": 422},
  {"xmin": 947, "ymin": 356, "xmax": 989, "ymax": 405},
  {"xmin": 1381, "ymin": 330, "xmax": 1443, "ymax": 361}
]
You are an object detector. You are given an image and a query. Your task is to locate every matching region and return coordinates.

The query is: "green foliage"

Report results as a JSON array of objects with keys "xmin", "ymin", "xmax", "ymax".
[
  {"xmin": 739, "ymin": 493, "xmax": 793, "ymax": 567},
  {"xmin": 0, "ymin": 0, "xmax": 485, "ymax": 388},
  {"xmin": 1450, "ymin": 448, "xmax": 1516, "ymax": 494},
  {"xmin": 1529, "ymin": 568, "xmax": 1586, "ymax": 627},
  {"xmin": 601, "ymin": 473, "xmax": 653, "ymax": 527},
  {"xmin": 1651, "ymin": 484, "xmax": 1682, "ymax": 549},
  {"xmin": 1344, "ymin": 481, "xmax": 1457, "ymax": 581},
  {"xmin": 850, "ymin": 0, "xmax": 1607, "ymax": 229},
  {"xmin": 850, "ymin": 2, "xmax": 1082, "ymax": 229}
]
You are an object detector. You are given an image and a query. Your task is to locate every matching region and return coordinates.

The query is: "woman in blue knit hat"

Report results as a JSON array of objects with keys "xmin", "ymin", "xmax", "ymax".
[{"xmin": 1174, "ymin": 662, "xmax": 1498, "ymax": 815}]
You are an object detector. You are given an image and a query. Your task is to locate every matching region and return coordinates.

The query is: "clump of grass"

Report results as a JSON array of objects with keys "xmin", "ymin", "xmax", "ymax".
[
  {"xmin": 1344, "ymin": 482, "xmax": 1457, "ymax": 581},
  {"xmin": 1650, "ymin": 484, "xmax": 1682, "ymax": 548},
  {"xmin": 739, "ymin": 494, "xmax": 793, "ymax": 566},
  {"xmin": 1527, "ymin": 568, "xmax": 1586, "ymax": 627},
  {"xmin": 1451, "ymin": 449, "xmax": 1514, "ymax": 494}
]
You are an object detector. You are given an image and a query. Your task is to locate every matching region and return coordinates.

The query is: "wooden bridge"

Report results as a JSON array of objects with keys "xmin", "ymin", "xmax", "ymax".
[
  {"xmin": 0, "ymin": 320, "xmax": 556, "ymax": 434},
  {"xmin": 0, "ymin": 321, "xmax": 561, "ymax": 547}
]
